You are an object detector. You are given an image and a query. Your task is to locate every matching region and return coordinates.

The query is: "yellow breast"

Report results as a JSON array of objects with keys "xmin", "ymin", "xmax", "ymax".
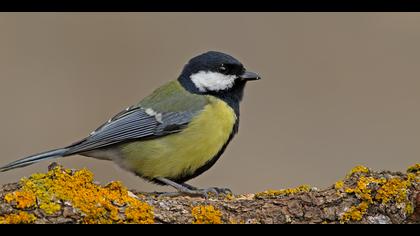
[{"xmin": 120, "ymin": 96, "xmax": 237, "ymax": 179}]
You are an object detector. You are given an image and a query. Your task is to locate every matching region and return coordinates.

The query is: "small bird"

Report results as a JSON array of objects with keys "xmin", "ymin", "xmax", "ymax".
[{"xmin": 0, "ymin": 51, "xmax": 260, "ymax": 197}]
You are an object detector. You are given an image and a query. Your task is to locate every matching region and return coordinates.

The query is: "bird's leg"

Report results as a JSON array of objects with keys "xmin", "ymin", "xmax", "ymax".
[
  {"xmin": 155, "ymin": 177, "xmax": 205, "ymax": 197},
  {"xmin": 155, "ymin": 177, "xmax": 232, "ymax": 198},
  {"xmin": 180, "ymin": 182, "xmax": 198, "ymax": 190}
]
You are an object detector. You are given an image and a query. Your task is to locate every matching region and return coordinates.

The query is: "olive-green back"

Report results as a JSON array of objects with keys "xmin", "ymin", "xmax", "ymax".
[{"xmin": 137, "ymin": 81, "xmax": 208, "ymax": 113}]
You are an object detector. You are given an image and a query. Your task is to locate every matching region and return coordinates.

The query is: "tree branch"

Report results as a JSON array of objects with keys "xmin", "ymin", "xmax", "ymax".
[{"xmin": 0, "ymin": 163, "xmax": 419, "ymax": 224}]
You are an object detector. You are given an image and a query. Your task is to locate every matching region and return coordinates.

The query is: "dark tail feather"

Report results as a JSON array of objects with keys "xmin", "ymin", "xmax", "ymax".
[{"xmin": 0, "ymin": 148, "xmax": 68, "ymax": 172}]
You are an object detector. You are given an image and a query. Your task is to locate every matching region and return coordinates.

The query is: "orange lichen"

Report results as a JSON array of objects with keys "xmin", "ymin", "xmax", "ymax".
[
  {"xmin": 191, "ymin": 205, "xmax": 222, "ymax": 224},
  {"xmin": 0, "ymin": 211, "xmax": 37, "ymax": 224},
  {"xmin": 5, "ymin": 166, "xmax": 154, "ymax": 224},
  {"xmin": 123, "ymin": 194, "xmax": 154, "ymax": 224},
  {"xmin": 4, "ymin": 191, "xmax": 36, "ymax": 209},
  {"xmin": 255, "ymin": 185, "xmax": 310, "ymax": 199}
]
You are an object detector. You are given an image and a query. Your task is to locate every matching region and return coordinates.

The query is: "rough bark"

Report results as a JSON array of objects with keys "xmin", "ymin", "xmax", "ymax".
[{"xmin": 0, "ymin": 163, "xmax": 419, "ymax": 224}]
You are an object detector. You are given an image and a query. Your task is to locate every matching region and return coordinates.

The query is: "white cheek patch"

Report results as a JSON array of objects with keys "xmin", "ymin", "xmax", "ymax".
[{"xmin": 190, "ymin": 71, "xmax": 237, "ymax": 92}]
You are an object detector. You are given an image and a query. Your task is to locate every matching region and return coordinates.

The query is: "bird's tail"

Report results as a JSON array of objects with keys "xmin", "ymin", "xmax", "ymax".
[{"xmin": 0, "ymin": 148, "xmax": 68, "ymax": 172}]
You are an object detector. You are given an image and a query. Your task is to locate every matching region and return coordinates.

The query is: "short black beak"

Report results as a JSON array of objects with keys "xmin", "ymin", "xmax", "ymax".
[{"xmin": 240, "ymin": 71, "xmax": 261, "ymax": 81}]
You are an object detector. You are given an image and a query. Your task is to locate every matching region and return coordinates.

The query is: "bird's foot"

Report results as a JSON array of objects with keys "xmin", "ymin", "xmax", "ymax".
[{"xmin": 154, "ymin": 177, "xmax": 232, "ymax": 199}]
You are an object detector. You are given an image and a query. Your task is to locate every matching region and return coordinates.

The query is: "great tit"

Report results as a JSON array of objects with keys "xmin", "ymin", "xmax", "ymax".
[{"xmin": 0, "ymin": 51, "xmax": 260, "ymax": 197}]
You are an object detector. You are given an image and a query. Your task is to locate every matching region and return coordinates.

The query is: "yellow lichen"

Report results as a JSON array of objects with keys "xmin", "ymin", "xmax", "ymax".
[
  {"xmin": 407, "ymin": 173, "xmax": 416, "ymax": 182},
  {"xmin": 406, "ymin": 163, "xmax": 420, "ymax": 174},
  {"xmin": 4, "ymin": 191, "xmax": 36, "ymax": 209},
  {"xmin": 375, "ymin": 177, "xmax": 411, "ymax": 204},
  {"xmin": 345, "ymin": 176, "xmax": 385, "ymax": 203},
  {"xmin": 228, "ymin": 218, "xmax": 244, "ymax": 224},
  {"xmin": 405, "ymin": 202, "xmax": 414, "ymax": 215},
  {"xmin": 340, "ymin": 164, "xmax": 417, "ymax": 223},
  {"xmin": 5, "ymin": 166, "xmax": 154, "ymax": 224},
  {"xmin": 334, "ymin": 180, "xmax": 344, "ymax": 190},
  {"xmin": 340, "ymin": 201, "xmax": 369, "ymax": 223},
  {"xmin": 191, "ymin": 205, "xmax": 222, "ymax": 224},
  {"xmin": 347, "ymin": 165, "xmax": 369, "ymax": 177},
  {"xmin": 224, "ymin": 193, "xmax": 235, "ymax": 201},
  {"xmin": 255, "ymin": 185, "xmax": 311, "ymax": 198},
  {"xmin": 0, "ymin": 211, "xmax": 37, "ymax": 224}
]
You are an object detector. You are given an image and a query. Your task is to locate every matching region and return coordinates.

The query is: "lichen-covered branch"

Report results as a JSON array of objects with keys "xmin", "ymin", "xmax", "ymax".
[{"xmin": 0, "ymin": 163, "xmax": 419, "ymax": 224}]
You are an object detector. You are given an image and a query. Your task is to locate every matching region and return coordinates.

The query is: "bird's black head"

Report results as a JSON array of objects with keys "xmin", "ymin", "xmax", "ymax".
[{"xmin": 178, "ymin": 51, "xmax": 260, "ymax": 98}]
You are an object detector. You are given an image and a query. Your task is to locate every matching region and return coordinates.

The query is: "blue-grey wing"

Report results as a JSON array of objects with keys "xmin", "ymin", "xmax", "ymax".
[{"xmin": 64, "ymin": 106, "xmax": 198, "ymax": 155}]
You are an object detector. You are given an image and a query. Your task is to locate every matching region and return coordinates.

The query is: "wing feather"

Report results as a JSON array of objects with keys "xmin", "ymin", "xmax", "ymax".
[
  {"xmin": 64, "ymin": 107, "xmax": 198, "ymax": 155},
  {"xmin": 63, "ymin": 81, "xmax": 208, "ymax": 155}
]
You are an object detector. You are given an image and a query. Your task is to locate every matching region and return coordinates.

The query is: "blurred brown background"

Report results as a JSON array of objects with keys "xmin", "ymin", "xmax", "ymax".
[{"xmin": 0, "ymin": 13, "xmax": 419, "ymax": 194}]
